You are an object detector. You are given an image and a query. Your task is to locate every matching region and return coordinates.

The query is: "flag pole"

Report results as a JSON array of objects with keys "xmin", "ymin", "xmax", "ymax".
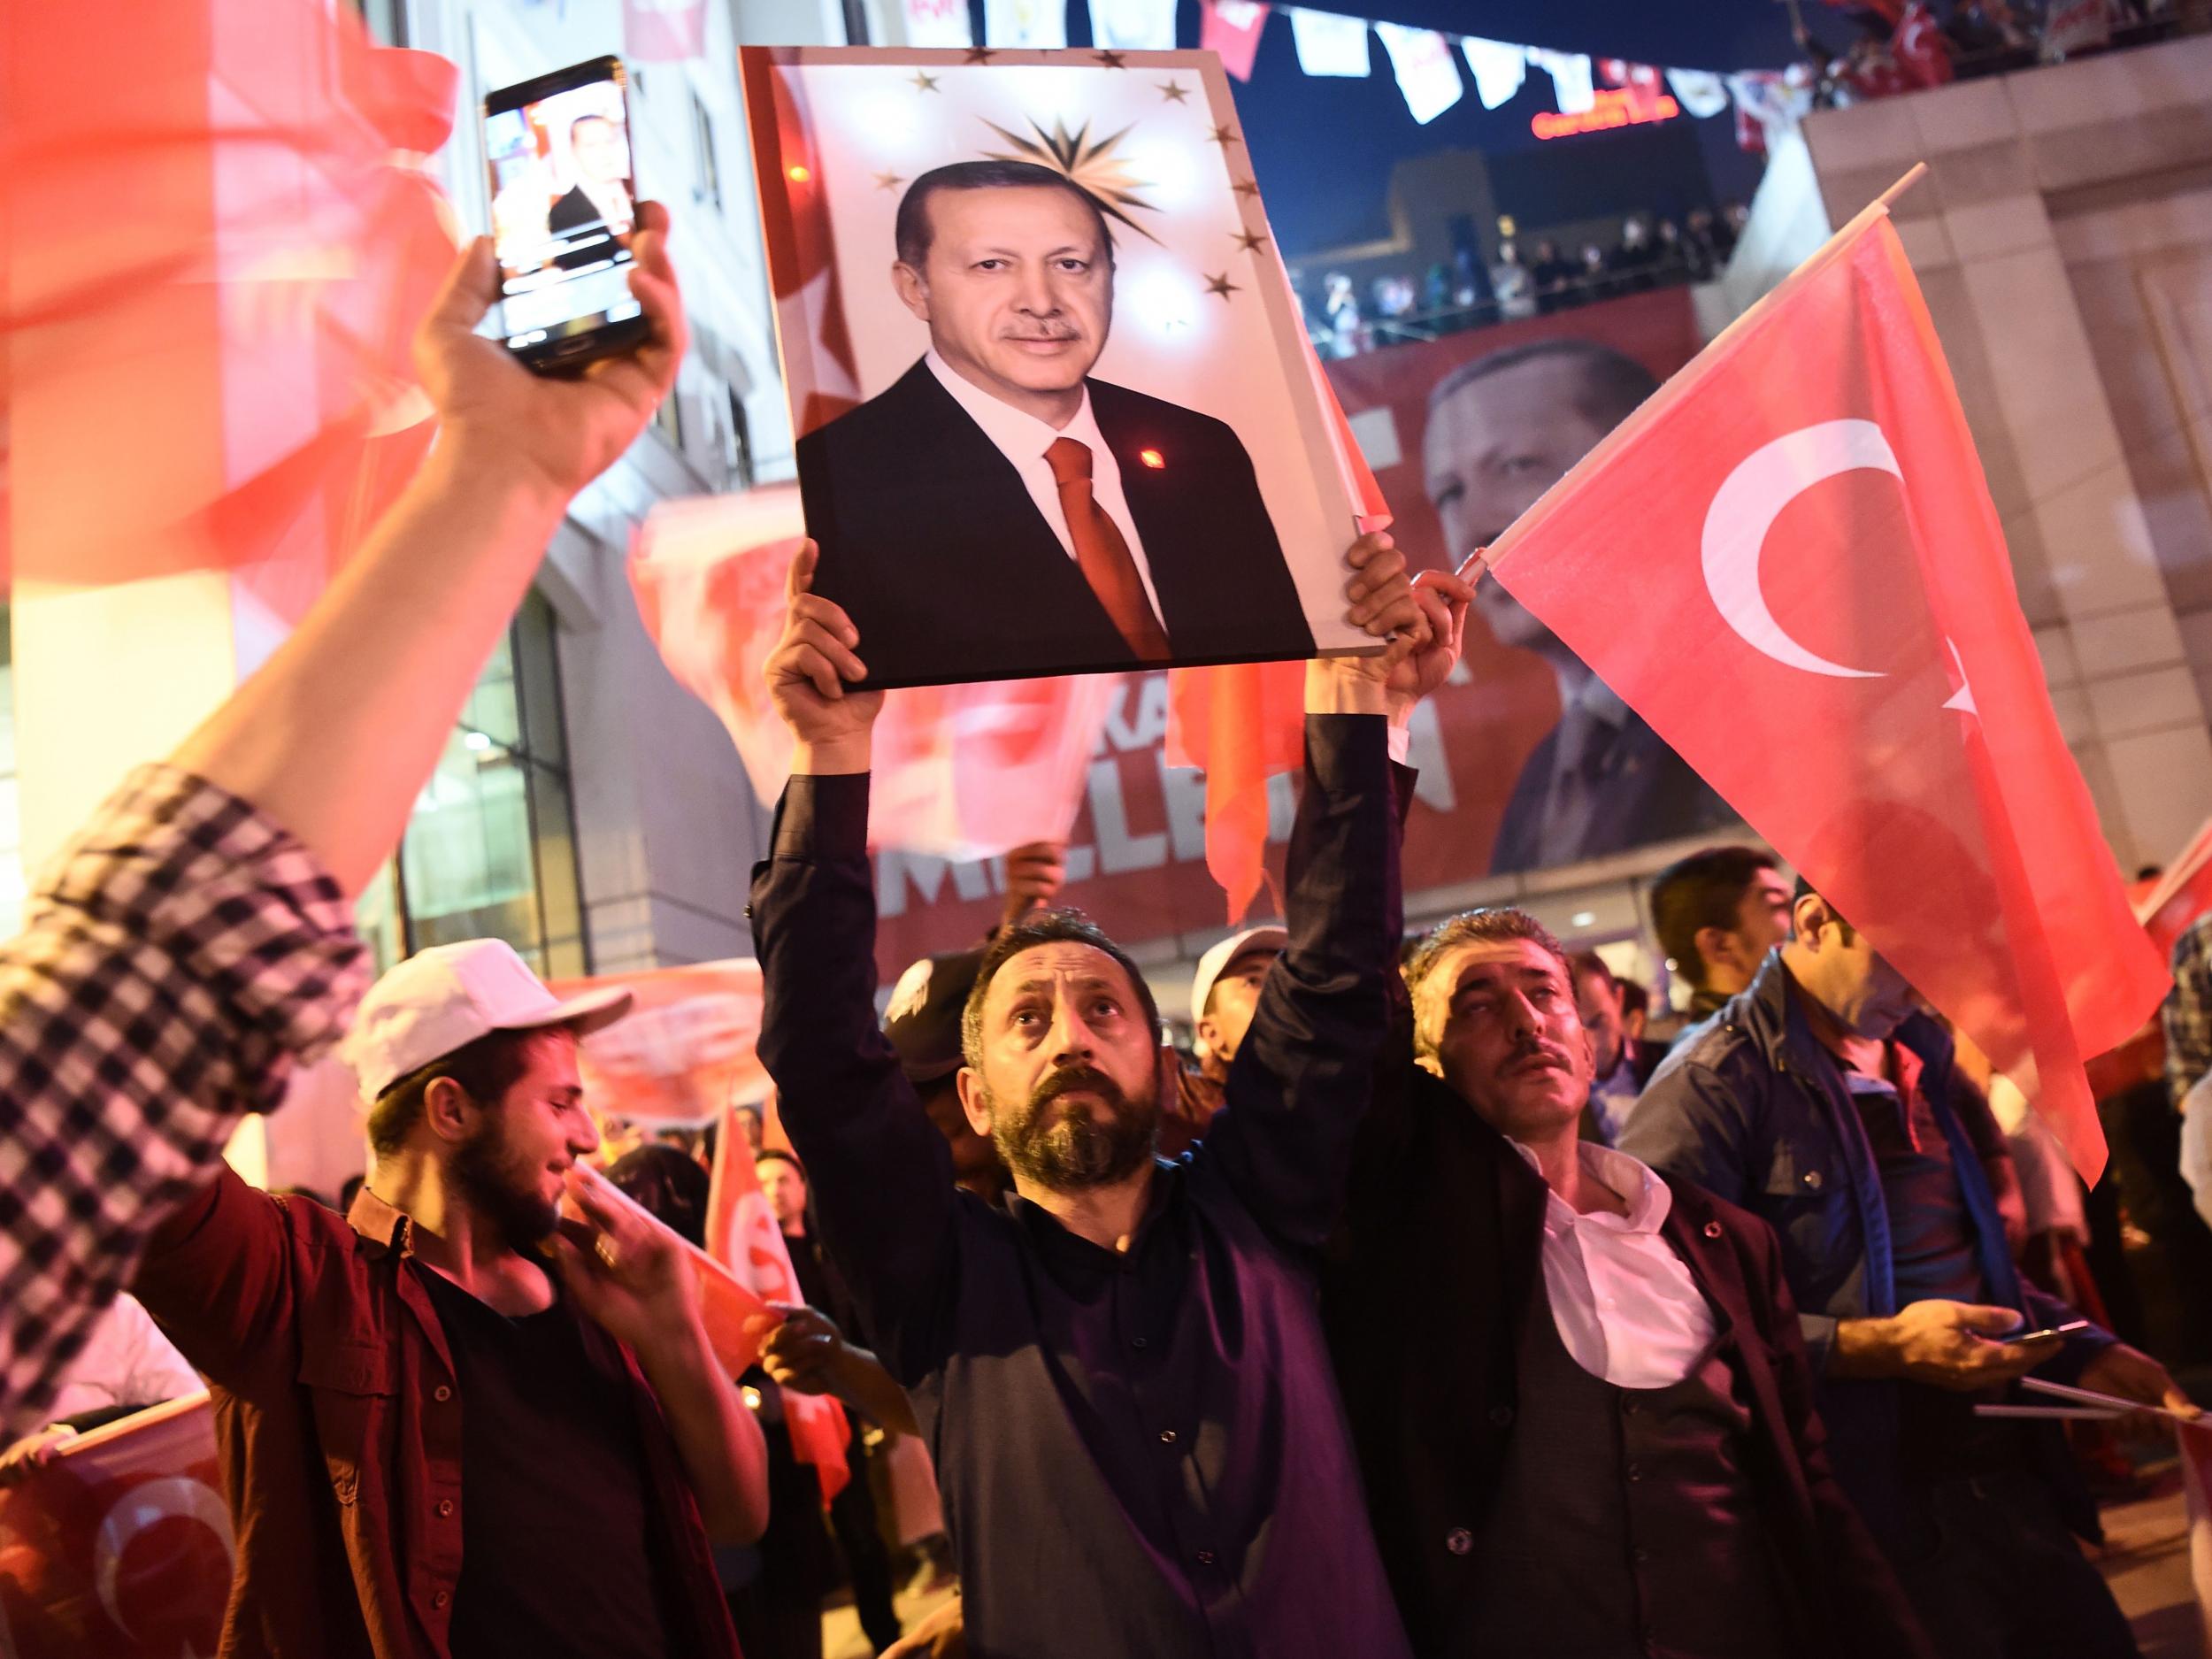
[{"xmin": 1481, "ymin": 163, "xmax": 1930, "ymax": 578}]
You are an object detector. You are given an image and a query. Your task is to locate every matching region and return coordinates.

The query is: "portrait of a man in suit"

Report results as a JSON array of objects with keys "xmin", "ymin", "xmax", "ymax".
[
  {"xmin": 797, "ymin": 159, "xmax": 1316, "ymax": 688},
  {"xmin": 548, "ymin": 113, "xmax": 636, "ymax": 241},
  {"xmin": 1422, "ymin": 338, "xmax": 1734, "ymax": 874}
]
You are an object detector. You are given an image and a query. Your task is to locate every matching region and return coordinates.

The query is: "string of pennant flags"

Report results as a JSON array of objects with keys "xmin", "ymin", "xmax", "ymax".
[{"xmin": 893, "ymin": 0, "xmax": 1815, "ymax": 151}]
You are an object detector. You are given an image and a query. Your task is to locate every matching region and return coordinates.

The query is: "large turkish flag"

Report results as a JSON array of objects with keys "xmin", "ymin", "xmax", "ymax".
[{"xmin": 1485, "ymin": 201, "xmax": 2164, "ymax": 1179}]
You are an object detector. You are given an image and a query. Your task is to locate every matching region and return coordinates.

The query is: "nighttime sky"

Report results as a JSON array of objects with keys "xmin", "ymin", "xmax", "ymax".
[{"xmin": 1043, "ymin": 0, "xmax": 1807, "ymax": 255}]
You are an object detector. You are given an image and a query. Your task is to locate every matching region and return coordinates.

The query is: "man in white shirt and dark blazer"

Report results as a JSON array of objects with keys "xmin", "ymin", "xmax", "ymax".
[
  {"xmin": 1322, "ymin": 906, "xmax": 1935, "ymax": 1659},
  {"xmin": 795, "ymin": 160, "xmax": 1314, "ymax": 688}
]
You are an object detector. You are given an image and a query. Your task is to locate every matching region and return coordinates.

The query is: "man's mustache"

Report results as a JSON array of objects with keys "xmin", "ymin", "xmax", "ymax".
[{"xmin": 1031, "ymin": 1063, "xmax": 1128, "ymax": 1113}]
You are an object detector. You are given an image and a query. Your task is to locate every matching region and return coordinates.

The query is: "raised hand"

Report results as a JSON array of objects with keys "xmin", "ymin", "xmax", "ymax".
[
  {"xmin": 766, "ymin": 542, "xmax": 884, "ymax": 771},
  {"xmin": 1383, "ymin": 558, "xmax": 1479, "ymax": 718},
  {"xmin": 413, "ymin": 201, "xmax": 687, "ymax": 501},
  {"xmin": 1310, "ymin": 531, "xmax": 1431, "ymax": 715}
]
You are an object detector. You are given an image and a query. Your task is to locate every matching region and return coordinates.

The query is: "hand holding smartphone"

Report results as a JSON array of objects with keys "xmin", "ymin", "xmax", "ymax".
[{"xmin": 482, "ymin": 56, "xmax": 652, "ymax": 373}]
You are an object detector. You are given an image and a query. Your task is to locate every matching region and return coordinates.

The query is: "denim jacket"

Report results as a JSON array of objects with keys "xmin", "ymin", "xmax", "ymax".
[{"xmin": 1621, "ymin": 950, "xmax": 2110, "ymax": 1541}]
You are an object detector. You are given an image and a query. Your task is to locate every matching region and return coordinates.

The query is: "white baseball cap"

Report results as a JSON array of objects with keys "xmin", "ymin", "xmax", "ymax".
[
  {"xmin": 1189, "ymin": 926, "xmax": 1289, "ymax": 1056},
  {"xmin": 341, "ymin": 939, "xmax": 634, "ymax": 1102}
]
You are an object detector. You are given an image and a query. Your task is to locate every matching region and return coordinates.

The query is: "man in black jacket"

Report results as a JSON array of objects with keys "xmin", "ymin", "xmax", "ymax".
[
  {"xmin": 796, "ymin": 160, "xmax": 1313, "ymax": 688},
  {"xmin": 1326, "ymin": 906, "xmax": 1933, "ymax": 1659},
  {"xmin": 1624, "ymin": 883, "xmax": 2192, "ymax": 1657},
  {"xmin": 744, "ymin": 530, "xmax": 1456, "ymax": 1657}
]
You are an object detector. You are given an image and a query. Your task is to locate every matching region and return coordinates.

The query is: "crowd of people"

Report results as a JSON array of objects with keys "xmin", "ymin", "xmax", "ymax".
[
  {"xmin": 1800, "ymin": 0, "xmax": 2210, "ymax": 105},
  {"xmin": 1308, "ymin": 204, "xmax": 1747, "ymax": 359},
  {"xmin": 4, "ymin": 175, "xmax": 2211, "ymax": 1659}
]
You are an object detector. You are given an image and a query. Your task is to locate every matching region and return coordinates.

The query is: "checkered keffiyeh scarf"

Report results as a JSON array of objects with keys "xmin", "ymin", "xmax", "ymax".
[{"xmin": 0, "ymin": 764, "xmax": 368, "ymax": 1434}]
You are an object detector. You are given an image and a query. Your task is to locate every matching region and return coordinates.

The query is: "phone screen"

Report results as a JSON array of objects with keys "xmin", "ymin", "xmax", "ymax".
[{"xmin": 482, "ymin": 64, "xmax": 641, "ymax": 356}]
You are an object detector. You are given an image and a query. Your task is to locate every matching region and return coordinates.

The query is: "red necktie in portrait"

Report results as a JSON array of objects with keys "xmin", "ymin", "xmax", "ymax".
[{"xmin": 1047, "ymin": 437, "xmax": 1173, "ymax": 664}]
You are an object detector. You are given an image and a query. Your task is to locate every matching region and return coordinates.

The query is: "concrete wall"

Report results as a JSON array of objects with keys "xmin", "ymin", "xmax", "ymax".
[{"xmin": 1793, "ymin": 34, "xmax": 2212, "ymax": 872}]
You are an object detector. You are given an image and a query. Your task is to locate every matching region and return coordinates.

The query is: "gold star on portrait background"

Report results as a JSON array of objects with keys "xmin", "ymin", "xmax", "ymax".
[
  {"xmin": 1094, "ymin": 49, "xmax": 1129, "ymax": 68},
  {"xmin": 1157, "ymin": 80, "xmax": 1190, "ymax": 103},
  {"xmin": 1208, "ymin": 123, "xmax": 1241, "ymax": 148},
  {"xmin": 1232, "ymin": 227, "xmax": 1269, "ymax": 253},
  {"xmin": 979, "ymin": 116, "xmax": 1164, "ymax": 244},
  {"xmin": 875, "ymin": 170, "xmax": 906, "ymax": 191},
  {"xmin": 1231, "ymin": 177, "xmax": 1261, "ymax": 197},
  {"xmin": 1204, "ymin": 273, "xmax": 1240, "ymax": 299},
  {"xmin": 964, "ymin": 46, "xmax": 997, "ymax": 63},
  {"xmin": 910, "ymin": 70, "xmax": 942, "ymax": 92}
]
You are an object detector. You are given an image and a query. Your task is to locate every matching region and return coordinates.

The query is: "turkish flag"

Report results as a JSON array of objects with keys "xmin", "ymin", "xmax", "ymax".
[
  {"xmin": 0, "ymin": 1394, "xmax": 232, "ymax": 1659},
  {"xmin": 1200, "ymin": 0, "xmax": 1271, "ymax": 81},
  {"xmin": 1893, "ymin": 3, "xmax": 1957, "ymax": 88},
  {"xmin": 1, "ymin": 0, "xmax": 457, "ymax": 609},
  {"xmin": 2136, "ymin": 817, "xmax": 2212, "ymax": 961},
  {"xmin": 1166, "ymin": 322, "xmax": 1392, "ymax": 922},
  {"xmin": 1483, "ymin": 196, "xmax": 2165, "ymax": 1179},
  {"xmin": 705, "ymin": 1109, "xmax": 851, "ymax": 1503}
]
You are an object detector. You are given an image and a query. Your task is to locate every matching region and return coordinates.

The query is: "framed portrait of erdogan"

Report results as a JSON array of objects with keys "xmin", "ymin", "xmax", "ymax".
[{"xmin": 742, "ymin": 46, "xmax": 1379, "ymax": 689}]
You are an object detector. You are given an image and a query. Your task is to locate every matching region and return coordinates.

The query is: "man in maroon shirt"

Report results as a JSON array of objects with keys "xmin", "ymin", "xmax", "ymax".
[{"xmin": 135, "ymin": 939, "xmax": 768, "ymax": 1659}]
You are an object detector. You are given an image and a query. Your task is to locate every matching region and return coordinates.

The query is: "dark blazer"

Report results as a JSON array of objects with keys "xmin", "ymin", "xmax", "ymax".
[
  {"xmin": 795, "ymin": 359, "xmax": 1317, "ymax": 689},
  {"xmin": 1324, "ymin": 1064, "xmax": 1933, "ymax": 1659},
  {"xmin": 547, "ymin": 183, "xmax": 601, "ymax": 235},
  {"xmin": 1623, "ymin": 951, "xmax": 2111, "ymax": 1547},
  {"xmin": 1487, "ymin": 705, "xmax": 1735, "ymax": 874}
]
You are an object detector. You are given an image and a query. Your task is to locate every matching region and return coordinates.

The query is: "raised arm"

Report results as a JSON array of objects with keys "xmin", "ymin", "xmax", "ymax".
[
  {"xmin": 1202, "ymin": 550, "xmax": 1471, "ymax": 1249},
  {"xmin": 746, "ymin": 549, "xmax": 960, "ymax": 1386},
  {"xmin": 1, "ymin": 215, "xmax": 687, "ymax": 1434}
]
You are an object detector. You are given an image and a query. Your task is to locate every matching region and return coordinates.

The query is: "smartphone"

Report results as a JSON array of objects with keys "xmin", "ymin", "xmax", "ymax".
[
  {"xmin": 2001, "ymin": 1318, "xmax": 2090, "ymax": 1346},
  {"xmin": 482, "ymin": 56, "xmax": 651, "ymax": 373}
]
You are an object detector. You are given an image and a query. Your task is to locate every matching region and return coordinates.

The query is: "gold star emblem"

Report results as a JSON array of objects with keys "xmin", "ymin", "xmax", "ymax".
[
  {"xmin": 875, "ymin": 169, "xmax": 906, "ymax": 191},
  {"xmin": 911, "ymin": 70, "xmax": 942, "ymax": 92},
  {"xmin": 980, "ymin": 115, "xmax": 1166, "ymax": 244},
  {"xmin": 1094, "ymin": 49, "xmax": 1129, "ymax": 68},
  {"xmin": 964, "ymin": 46, "xmax": 998, "ymax": 63},
  {"xmin": 1204, "ymin": 273, "xmax": 1240, "ymax": 299},
  {"xmin": 1231, "ymin": 177, "xmax": 1262, "ymax": 197},
  {"xmin": 1157, "ymin": 80, "xmax": 1190, "ymax": 103},
  {"xmin": 1232, "ymin": 227, "xmax": 1269, "ymax": 253},
  {"xmin": 1208, "ymin": 123, "xmax": 1241, "ymax": 148}
]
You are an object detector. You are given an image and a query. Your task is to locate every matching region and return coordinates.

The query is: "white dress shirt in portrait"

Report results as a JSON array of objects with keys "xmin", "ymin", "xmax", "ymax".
[
  {"xmin": 924, "ymin": 351, "xmax": 1166, "ymax": 628},
  {"xmin": 1511, "ymin": 1138, "xmax": 1717, "ymax": 1388}
]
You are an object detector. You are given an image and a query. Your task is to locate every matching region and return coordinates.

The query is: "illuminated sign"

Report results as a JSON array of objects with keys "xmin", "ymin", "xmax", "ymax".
[{"xmin": 1532, "ymin": 88, "xmax": 1681, "ymax": 141}]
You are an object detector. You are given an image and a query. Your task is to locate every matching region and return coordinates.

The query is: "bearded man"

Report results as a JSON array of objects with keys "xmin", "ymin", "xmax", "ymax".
[
  {"xmin": 746, "ymin": 531, "xmax": 1468, "ymax": 1658},
  {"xmin": 134, "ymin": 940, "xmax": 769, "ymax": 1658}
]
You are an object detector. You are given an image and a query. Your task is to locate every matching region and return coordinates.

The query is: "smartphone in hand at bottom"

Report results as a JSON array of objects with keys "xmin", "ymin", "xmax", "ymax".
[
  {"xmin": 2001, "ymin": 1318, "xmax": 2091, "ymax": 1346},
  {"xmin": 482, "ymin": 55, "xmax": 651, "ymax": 374}
]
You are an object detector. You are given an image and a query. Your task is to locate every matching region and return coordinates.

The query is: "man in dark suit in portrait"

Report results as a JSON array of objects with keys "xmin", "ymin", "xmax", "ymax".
[
  {"xmin": 1422, "ymin": 339, "xmax": 1734, "ymax": 873},
  {"xmin": 797, "ymin": 160, "xmax": 1315, "ymax": 688}
]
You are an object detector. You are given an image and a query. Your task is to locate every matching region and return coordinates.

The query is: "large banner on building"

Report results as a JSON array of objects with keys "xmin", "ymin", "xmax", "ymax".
[{"xmin": 872, "ymin": 288, "xmax": 1734, "ymax": 975}]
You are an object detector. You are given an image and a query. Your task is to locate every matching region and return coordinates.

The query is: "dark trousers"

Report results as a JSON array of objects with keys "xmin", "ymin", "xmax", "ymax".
[
  {"xmin": 1889, "ymin": 1467, "xmax": 2138, "ymax": 1659},
  {"xmin": 830, "ymin": 1427, "xmax": 902, "ymax": 1654}
]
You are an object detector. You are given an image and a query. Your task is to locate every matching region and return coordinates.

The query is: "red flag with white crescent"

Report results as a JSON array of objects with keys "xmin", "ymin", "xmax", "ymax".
[
  {"xmin": 0, "ymin": 1394, "xmax": 232, "ymax": 1659},
  {"xmin": 1482, "ymin": 193, "xmax": 2165, "ymax": 1179},
  {"xmin": 705, "ymin": 1108, "xmax": 851, "ymax": 1502},
  {"xmin": 0, "ymin": 0, "xmax": 457, "ymax": 611}
]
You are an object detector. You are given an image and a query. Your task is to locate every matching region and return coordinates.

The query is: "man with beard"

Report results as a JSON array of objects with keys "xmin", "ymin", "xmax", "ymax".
[
  {"xmin": 747, "ymin": 532, "xmax": 1462, "ymax": 1657},
  {"xmin": 133, "ymin": 940, "xmax": 770, "ymax": 1658}
]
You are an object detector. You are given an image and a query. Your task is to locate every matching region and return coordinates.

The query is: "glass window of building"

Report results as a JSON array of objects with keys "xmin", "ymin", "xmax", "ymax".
[{"xmin": 359, "ymin": 590, "xmax": 587, "ymax": 977}]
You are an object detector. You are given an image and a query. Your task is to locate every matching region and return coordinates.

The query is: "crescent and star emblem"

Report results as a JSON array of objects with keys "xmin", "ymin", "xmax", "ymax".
[{"xmin": 1700, "ymin": 418, "xmax": 1975, "ymax": 713}]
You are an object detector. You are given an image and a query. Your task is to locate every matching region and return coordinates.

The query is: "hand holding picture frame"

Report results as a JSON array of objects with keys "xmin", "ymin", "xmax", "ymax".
[{"xmin": 743, "ymin": 46, "xmax": 1379, "ymax": 689}]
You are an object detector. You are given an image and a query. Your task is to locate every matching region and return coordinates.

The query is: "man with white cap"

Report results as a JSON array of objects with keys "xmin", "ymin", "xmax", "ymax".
[
  {"xmin": 1191, "ymin": 926, "xmax": 1290, "ymax": 1087},
  {"xmin": 133, "ymin": 939, "xmax": 768, "ymax": 1659}
]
